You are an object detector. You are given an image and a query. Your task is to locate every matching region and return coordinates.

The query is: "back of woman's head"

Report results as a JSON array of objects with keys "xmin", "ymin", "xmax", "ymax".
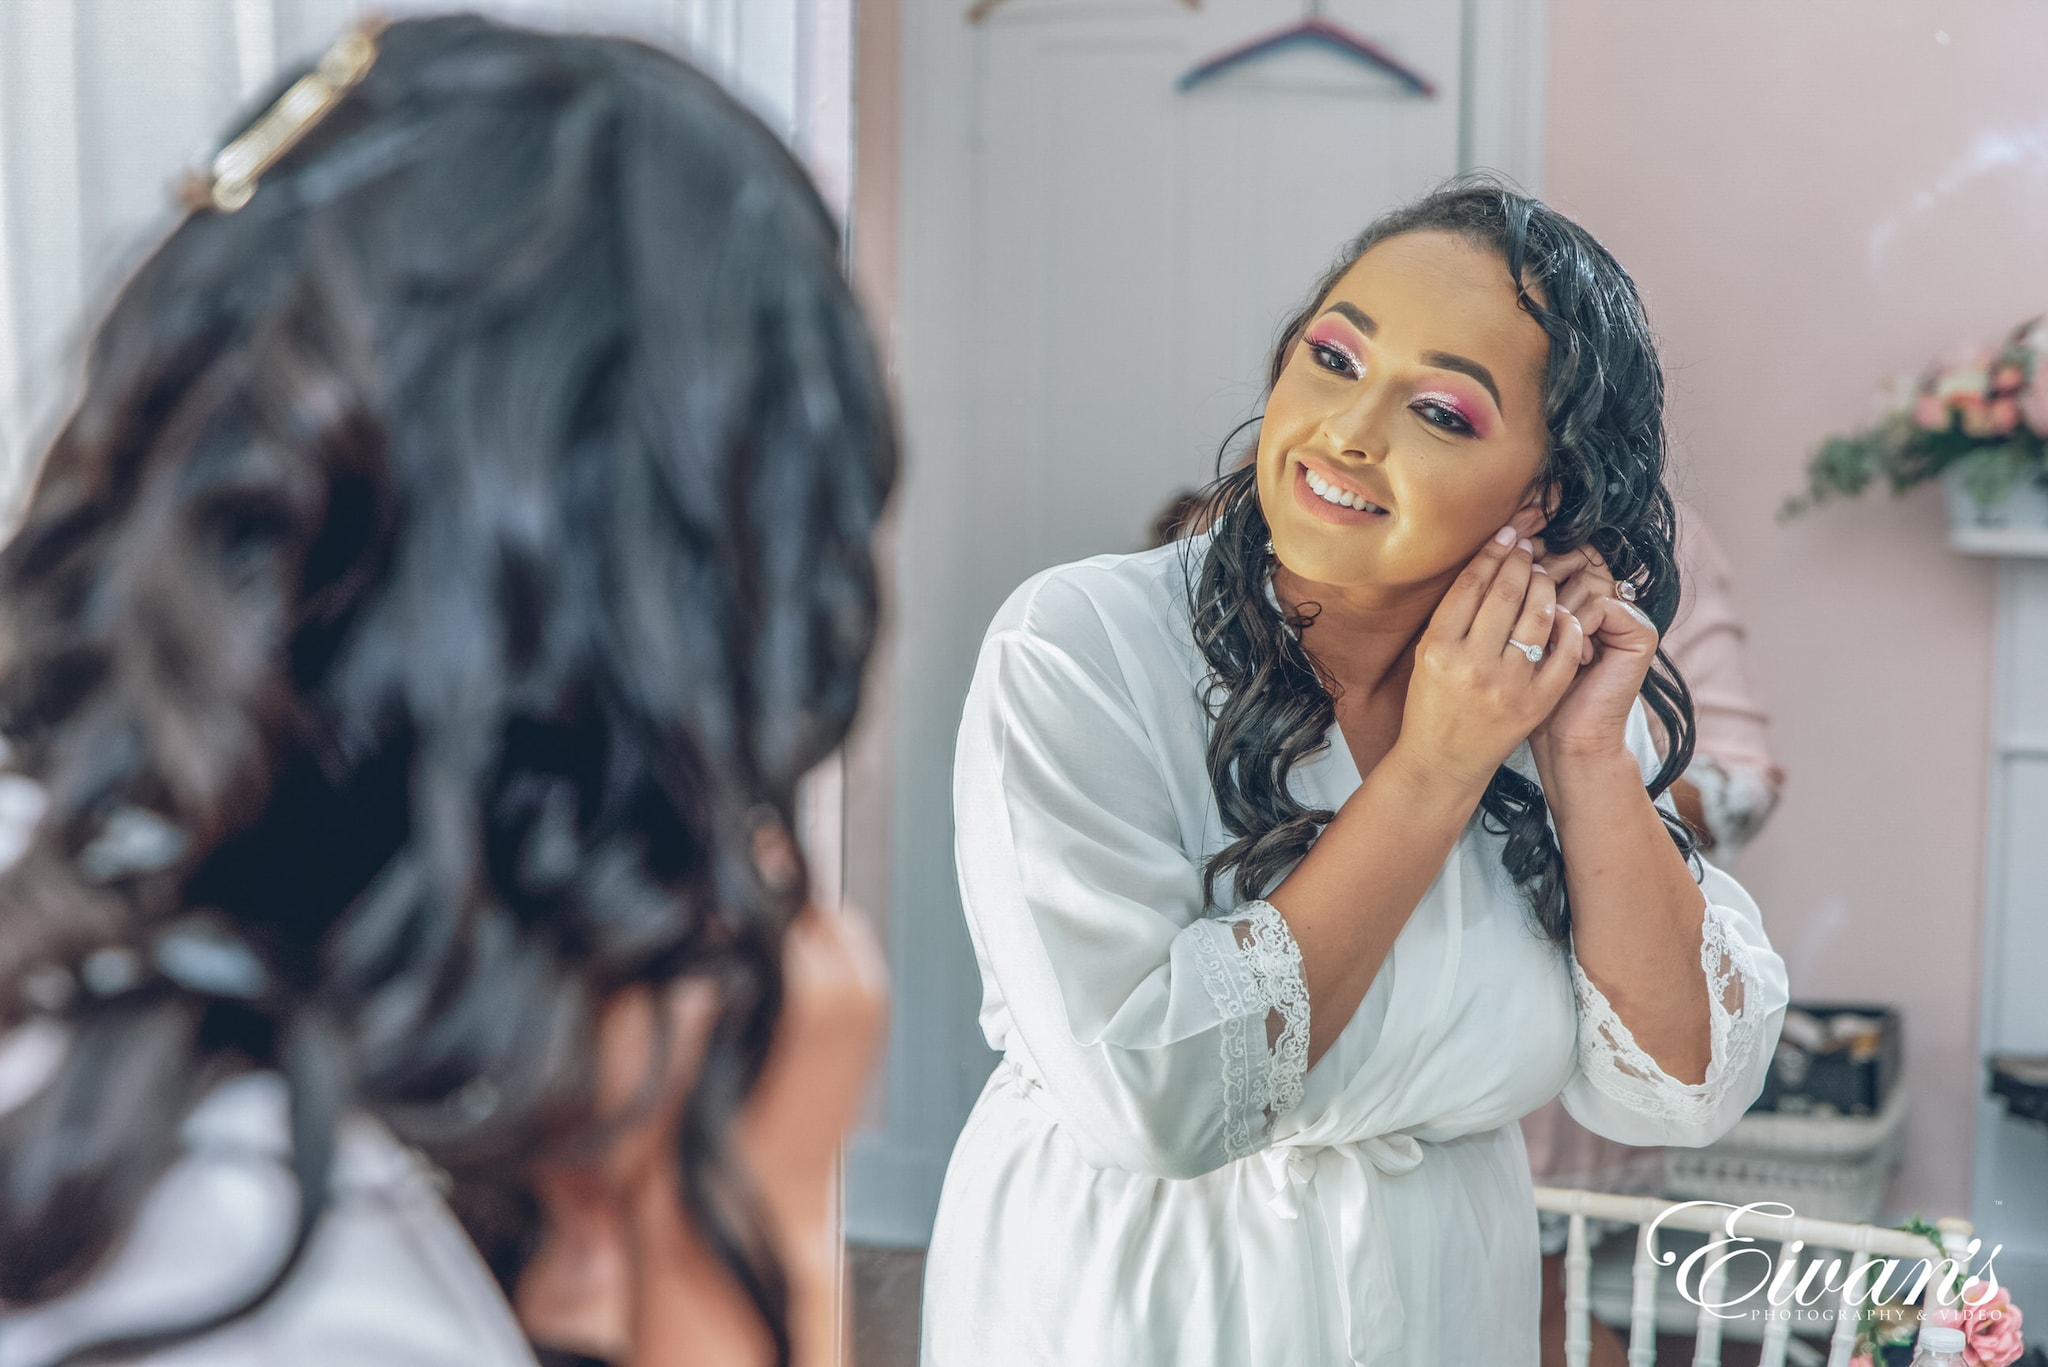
[{"xmin": 0, "ymin": 12, "xmax": 894, "ymax": 1357}]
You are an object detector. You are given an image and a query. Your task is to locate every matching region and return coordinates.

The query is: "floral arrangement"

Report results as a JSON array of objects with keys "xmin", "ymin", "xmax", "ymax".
[
  {"xmin": 1779, "ymin": 317, "xmax": 2048, "ymax": 520},
  {"xmin": 1847, "ymin": 1218, "xmax": 2027, "ymax": 1366}
]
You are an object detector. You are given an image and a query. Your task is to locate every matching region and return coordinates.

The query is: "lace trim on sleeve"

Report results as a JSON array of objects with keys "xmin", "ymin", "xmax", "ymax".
[
  {"xmin": 1192, "ymin": 898, "xmax": 1311, "ymax": 1161},
  {"xmin": 1569, "ymin": 899, "xmax": 1761, "ymax": 1131}
]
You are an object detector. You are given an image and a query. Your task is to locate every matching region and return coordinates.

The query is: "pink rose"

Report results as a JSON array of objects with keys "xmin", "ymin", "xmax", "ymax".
[
  {"xmin": 1849, "ymin": 1357, "xmax": 1874, "ymax": 1367},
  {"xmin": 1959, "ymin": 395, "xmax": 1998, "ymax": 438},
  {"xmin": 1989, "ymin": 397, "xmax": 2020, "ymax": 435},
  {"xmin": 1927, "ymin": 1282, "xmax": 2028, "ymax": 1366},
  {"xmin": 1933, "ymin": 347, "xmax": 1995, "ymax": 400},
  {"xmin": 1993, "ymin": 363, "xmax": 2027, "ymax": 395},
  {"xmin": 2022, "ymin": 368, "xmax": 2048, "ymax": 439},
  {"xmin": 1917, "ymin": 393, "xmax": 1952, "ymax": 431},
  {"xmin": 1957, "ymin": 1281, "xmax": 2024, "ymax": 1367}
]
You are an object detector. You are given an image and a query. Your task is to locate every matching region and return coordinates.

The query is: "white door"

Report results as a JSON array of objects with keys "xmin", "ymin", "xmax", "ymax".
[{"xmin": 850, "ymin": 0, "xmax": 1548, "ymax": 1245}]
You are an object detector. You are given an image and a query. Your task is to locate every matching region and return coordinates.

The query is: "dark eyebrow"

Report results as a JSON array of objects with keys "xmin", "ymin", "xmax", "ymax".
[
  {"xmin": 1316, "ymin": 304, "xmax": 1506, "ymax": 416},
  {"xmin": 1420, "ymin": 350, "xmax": 1503, "ymax": 416},
  {"xmin": 1321, "ymin": 302, "xmax": 1376, "ymax": 335}
]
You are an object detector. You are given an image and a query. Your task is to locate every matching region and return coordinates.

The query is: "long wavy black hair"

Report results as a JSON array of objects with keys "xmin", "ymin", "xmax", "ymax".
[
  {"xmin": 1184, "ymin": 175, "xmax": 1699, "ymax": 943},
  {"xmin": 0, "ymin": 15, "xmax": 894, "ymax": 1367}
]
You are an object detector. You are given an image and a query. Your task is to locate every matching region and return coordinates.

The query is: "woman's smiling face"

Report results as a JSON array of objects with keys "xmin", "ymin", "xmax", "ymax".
[{"xmin": 1256, "ymin": 230, "xmax": 1556, "ymax": 592}]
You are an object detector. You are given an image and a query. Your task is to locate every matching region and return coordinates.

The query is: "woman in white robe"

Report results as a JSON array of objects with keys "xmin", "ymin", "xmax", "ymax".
[{"xmin": 920, "ymin": 180, "xmax": 1789, "ymax": 1367}]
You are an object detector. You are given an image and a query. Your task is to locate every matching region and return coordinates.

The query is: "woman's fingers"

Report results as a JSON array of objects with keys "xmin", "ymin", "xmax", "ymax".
[
  {"xmin": 1504, "ymin": 555, "xmax": 1557, "ymax": 662},
  {"xmin": 736, "ymin": 904, "xmax": 890, "ymax": 1183},
  {"xmin": 1551, "ymin": 582, "xmax": 1660, "ymax": 668},
  {"xmin": 1470, "ymin": 533, "xmax": 1538, "ymax": 647},
  {"xmin": 1409, "ymin": 520, "xmax": 1592, "ymax": 787},
  {"xmin": 1429, "ymin": 524, "xmax": 1524, "ymax": 641},
  {"xmin": 732, "ymin": 905, "xmax": 891, "ymax": 1367},
  {"xmin": 1537, "ymin": 606, "xmax": 1585, "ymax": 691},
  {"xmin": 1532, "ymin": 539, "xmax": 1624, "ymax": 636},
  {"xmin": 1578, "ymin": 592, "xmax": 1658, "ymax": 649}
]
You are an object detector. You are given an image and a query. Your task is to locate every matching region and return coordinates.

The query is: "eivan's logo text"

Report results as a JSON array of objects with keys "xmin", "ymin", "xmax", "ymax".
[{"xmin": 1647, "ymin": 1202, "xmax": 2003, "ymax": 1320}]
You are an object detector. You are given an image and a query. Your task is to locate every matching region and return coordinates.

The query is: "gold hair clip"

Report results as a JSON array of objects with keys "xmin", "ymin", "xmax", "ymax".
[{"xmin": 180, "ymin": 15, "xmax": 388, "ymax": 214}]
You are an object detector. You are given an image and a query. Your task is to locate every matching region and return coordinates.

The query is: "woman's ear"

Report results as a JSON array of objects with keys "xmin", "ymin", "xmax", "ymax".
[{"xmin": 1521, "ymin": 480, "xmax": 1563, "ymax": 539}]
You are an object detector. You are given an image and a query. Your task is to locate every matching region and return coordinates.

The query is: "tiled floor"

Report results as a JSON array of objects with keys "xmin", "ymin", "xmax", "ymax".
[{"xmin": 848, "ymin": 1243, "xmax": 925, "ymax": 1367}]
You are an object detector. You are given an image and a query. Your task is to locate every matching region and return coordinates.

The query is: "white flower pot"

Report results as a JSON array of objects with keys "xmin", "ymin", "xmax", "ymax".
[
  {"xmin": 1944, "ymin": 462, "xmax": 2048, "ymax": 527},
  {"xmin": 1944, "ymin": 463, "xmax": 2048, "ymax": 556}
]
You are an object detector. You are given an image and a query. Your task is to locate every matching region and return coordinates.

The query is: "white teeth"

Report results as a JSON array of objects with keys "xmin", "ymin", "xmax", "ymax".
[{"xmin": 1305, "ymin": 468, "xmax": 1381, "ymax": 513}]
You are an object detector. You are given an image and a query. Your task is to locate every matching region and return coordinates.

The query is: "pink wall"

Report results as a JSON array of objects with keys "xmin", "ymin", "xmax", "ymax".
[{"xmin": 1546, "ymin": 0, "xmax": 2048, "ymax": 1219}]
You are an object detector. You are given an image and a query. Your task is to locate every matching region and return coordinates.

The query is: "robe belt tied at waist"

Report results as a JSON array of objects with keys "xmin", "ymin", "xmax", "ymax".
[{"xmin": 1242, "ymin": 1132, "xmax": 1424, "ymax": 1367}]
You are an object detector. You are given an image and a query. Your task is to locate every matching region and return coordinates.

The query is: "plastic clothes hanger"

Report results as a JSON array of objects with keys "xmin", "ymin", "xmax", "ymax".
[
  {"xmin": 968, "ymin": 0, "xmax": 1199, "ymax": 22},
  {"xmin": 1175, "ymin": 0, "xmax": 1435, "ymax": 95}
]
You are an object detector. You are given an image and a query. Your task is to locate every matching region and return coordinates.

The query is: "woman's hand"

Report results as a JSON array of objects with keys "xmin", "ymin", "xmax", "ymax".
[
  {"xmin": 517, "ymin": 902, "xmax": 890, "ymax": 1367},
  {"xmin": 731, "ymin": 899, "xmax": 891, "ymax": 1363},
  {"xmin": 1393, "ymin": 523, "xmax": 1585, "ymax": 794},
  {"xmin": 1526, "ymin": 537, "xmax": 1659, "ymax": 760}
]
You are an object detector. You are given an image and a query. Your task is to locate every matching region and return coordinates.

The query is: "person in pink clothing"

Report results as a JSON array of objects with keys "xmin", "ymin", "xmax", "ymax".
[
  {"xmin": 1641, "ymin": 500, "xmax": 1789, "ymax": 852},
  {"xmin": 1527, "ymin": 496, "xmax": 1787, "ymax": 1366}
]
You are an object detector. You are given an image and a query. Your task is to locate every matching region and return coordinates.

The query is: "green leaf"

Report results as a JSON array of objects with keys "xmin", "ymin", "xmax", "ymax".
[
  {"xmin": 1783, "ymin": 335, "xmax": 2048, "ymax": 516},
  {"xmin": 1787, "ymin": 434, "xmax": 1880, "ymax": 515},
  {"xmin": 1895, "ymin": 1214, "xmax": 1943, "ymax": 1244},
  {"xmin": 1954, "ymin": 443, "xmax": 2032, "ymax": 508}
]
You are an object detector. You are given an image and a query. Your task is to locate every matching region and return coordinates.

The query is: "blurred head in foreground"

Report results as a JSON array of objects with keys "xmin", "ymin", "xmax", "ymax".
[{"xmin": 0, "ymin": 14, "xmax": 894, "ymax": 1365}]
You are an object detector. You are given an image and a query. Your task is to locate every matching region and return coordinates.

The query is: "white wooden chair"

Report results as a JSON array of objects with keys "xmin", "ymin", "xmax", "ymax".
[{"xmin": 1534, "ymin": 1185, "xmax": 1971, "ymax": 1367}]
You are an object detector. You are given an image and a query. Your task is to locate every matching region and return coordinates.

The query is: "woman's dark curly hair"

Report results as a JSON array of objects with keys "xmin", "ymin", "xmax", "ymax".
[
  {"xmin": 0, "ymin": 15, "xmax": 894, "ymax": 1367},
  {"xmin": 1184, "ymin": 174, "xmax": 1699, "ymax": 942}
]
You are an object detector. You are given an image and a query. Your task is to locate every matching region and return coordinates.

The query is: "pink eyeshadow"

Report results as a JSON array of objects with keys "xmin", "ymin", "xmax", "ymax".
[
  {"xmin": 1305, "ymin": 320, "xmax": 1364, "ymax": 373},
  {"xmin": 1415, "ymin": 388, "xmax": 1492, "ymax": 438}
]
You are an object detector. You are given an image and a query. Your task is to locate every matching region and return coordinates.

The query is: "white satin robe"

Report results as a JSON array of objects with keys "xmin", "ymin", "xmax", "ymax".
[{"xmin": 920, "ymin": 534, "xmax": 1789, "ymax": 1367}]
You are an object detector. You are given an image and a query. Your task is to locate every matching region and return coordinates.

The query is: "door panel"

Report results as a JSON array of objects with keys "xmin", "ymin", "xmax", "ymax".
[{"xmin": 975, "ymin": 1, "xmax": 1464, "ymax": 573}]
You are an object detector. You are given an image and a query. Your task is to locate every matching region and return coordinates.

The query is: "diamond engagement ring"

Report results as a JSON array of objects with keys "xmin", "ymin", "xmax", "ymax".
[
  {"xmin": 1616, "ymin": 579, "xmax": 1638, "ymax": 602},
  {"xmin": 1507, "ymin": 638, "xmax": 1544, "ymax": 663}
]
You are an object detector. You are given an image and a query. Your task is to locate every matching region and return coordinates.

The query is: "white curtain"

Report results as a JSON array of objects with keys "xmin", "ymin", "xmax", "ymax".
[{"xmin": 0, "ymin": 0, "xmax": 851, "ymax": 509}]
